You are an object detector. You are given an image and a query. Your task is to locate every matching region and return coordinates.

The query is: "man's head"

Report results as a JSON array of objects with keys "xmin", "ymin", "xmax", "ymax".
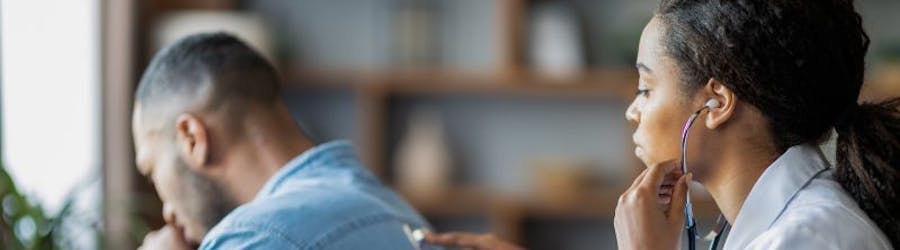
[{"xmin": 133, "ymin": 32, "xmax": 285, "ymax": 244}]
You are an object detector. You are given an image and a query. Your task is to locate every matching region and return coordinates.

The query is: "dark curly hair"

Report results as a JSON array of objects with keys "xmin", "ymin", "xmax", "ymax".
[{"xmin": 656, "ymin": 0, "xmax": 899, "ymax": 246}]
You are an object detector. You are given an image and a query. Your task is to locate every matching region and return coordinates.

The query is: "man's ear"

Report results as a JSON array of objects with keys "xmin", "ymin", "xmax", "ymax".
[
  {"xmin": 175, "ymin": 114, "xmax": 209, "ymax": 172},
  {"xmin": 702, "ymin": 78, "xmax": 737, "ymax": 129}
]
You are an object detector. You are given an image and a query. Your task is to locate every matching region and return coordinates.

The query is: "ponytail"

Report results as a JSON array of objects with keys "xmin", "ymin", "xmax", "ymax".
[{"xmin": 834, "ymin": 97, "xmax": 900, "ymax": 246}]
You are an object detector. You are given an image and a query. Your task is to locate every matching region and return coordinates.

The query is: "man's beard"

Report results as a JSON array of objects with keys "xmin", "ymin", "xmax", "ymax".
[{"xmin": 176, "ymin": 161, "xmax": 238, "ymax": 232}]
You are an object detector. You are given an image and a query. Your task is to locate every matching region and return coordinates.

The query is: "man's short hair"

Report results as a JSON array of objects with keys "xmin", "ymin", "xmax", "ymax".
[{"xmin": 136, "ymin": 32, "xmax": 281, "ymax": 129}]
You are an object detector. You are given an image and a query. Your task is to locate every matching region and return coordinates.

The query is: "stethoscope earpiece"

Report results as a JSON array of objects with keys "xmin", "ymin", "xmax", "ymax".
[{"xmin": 705, "ymin": 99, "xmax": 721, "ymax": 109}]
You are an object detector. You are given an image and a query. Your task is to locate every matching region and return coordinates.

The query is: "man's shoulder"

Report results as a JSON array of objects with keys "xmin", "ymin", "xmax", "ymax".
[
  {"xmin": 203, "ymin": 183, "xmax": 427, "ymax": 249},
  {"xmin": 215, "ymin": 186, "xmax": 387, "ymax": 231}
]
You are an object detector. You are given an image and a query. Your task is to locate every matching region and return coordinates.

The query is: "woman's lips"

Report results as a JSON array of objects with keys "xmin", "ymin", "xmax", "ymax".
[{"xmin": 632, "ymin": 135, "xmax": 643, "ymax": 159}]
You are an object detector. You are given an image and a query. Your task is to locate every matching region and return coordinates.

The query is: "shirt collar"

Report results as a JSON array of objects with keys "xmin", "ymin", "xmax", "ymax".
[
  {"xmin": 254, "ymin": 140, "xmax": 357, "ymax": 200},
  {"xmin": 724, "ymin": 143, "xmax": 831, "ymax": 249}
]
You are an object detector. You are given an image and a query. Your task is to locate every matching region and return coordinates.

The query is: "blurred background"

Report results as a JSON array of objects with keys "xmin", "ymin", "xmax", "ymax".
[{"xmin": 1, "ymin": 0, "xmax": 899, "ymax": 249}]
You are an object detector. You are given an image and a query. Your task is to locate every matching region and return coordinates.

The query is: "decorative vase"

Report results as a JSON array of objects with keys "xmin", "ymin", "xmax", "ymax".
[
  {"xmin": 395, "ymin": 109, "xmax": 451, "ymax": 202},
  {"xmin": 528, "ymin": 2, "xmax": 585, "ymax": 79}
]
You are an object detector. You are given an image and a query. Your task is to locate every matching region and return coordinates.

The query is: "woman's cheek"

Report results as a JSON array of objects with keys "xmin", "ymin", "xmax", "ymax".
[{"xmin": 640, "ymin": 107, "xmax": 676, "ymax": 166}]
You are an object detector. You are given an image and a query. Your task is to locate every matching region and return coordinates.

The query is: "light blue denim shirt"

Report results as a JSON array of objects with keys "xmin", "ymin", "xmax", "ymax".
[{"xmin": 199, "ymin": 140, "xmax": 430, "ymax": 249}]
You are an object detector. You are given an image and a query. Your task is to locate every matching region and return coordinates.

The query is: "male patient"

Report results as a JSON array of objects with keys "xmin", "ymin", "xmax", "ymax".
[{"xmin": 134, "ymin": 32, "xmax": 429, "ymax": 249}]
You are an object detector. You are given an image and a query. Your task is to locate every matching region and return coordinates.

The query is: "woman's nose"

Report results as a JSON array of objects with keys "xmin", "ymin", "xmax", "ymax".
[{"xmin": 626, "ymin": 100, "xmax": 640, "ymax": 125}]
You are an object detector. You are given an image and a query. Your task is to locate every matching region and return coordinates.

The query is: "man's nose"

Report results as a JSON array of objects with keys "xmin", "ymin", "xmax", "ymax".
[{"xmin": 162, "ymin": 203, "xmax": 177, "ymax": 225}]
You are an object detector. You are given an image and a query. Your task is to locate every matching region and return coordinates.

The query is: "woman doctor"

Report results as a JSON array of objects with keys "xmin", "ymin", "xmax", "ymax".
[{"xmin": 425, "ymin": 0, "xmax": 899, "ymax": 249}]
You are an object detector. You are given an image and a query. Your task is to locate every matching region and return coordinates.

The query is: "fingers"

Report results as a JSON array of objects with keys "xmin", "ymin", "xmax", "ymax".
[
  {"xmin": 423, "ymin": 231, "xmax": 524, "ymax": 250},
  {"xmin": 628, "ymin": 169, "xmax": 649, "ymax": 190},
  {"xmin": 657, "ymin": 176, "xmax": 674, "ymax": 204},
  {"xmin": 424, "ymin": 231, "xmax": 486, "ymax": 247},
  {"xmin": 667, "ymin": 172, "xmax": 692, "ymax": 226},
  {"xmin": 657, "ymin": 169, "xmax": 684, "ymax": 205},
  {"xmin": 638, "ymin": 163, "xmax": 677, "ymax": 192}
]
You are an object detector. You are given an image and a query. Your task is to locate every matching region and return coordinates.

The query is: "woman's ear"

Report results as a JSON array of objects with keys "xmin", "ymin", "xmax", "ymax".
[
  {"xmin": 703, "ymin": 78, "xmax": 737, "ymax": 129},
  {"xmin": 175, "ymin": 113, "xmax": 209, "ymax": 172}
]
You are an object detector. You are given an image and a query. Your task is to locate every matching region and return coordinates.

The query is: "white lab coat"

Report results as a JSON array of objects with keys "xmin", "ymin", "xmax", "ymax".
[{"xmin": 723, "ymin": 144, "xmax": 892, "ymax": 249}]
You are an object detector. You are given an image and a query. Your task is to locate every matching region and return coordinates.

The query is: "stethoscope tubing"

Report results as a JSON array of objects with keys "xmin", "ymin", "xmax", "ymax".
[{"xmin": 681, "ymin": 106, "xmax": 729, "ymax": 250}]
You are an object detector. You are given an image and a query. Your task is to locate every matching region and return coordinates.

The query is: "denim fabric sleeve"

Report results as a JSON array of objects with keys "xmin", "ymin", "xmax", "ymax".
[{"xmin": 199, "ymin": 224, "xmax": 302, "ymax": 250}]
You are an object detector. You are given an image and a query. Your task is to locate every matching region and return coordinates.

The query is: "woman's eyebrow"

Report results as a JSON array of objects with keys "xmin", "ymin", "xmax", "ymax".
[{"xmin": 636, "ymin": 63, "xmax": 653, "ymax": 74}]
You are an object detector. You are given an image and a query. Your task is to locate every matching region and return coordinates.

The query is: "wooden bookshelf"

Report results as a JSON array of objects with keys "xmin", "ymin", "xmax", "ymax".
[
  {"xmin": 285, "ymin": 68, "xmax": 638, "ymax": 99},
  {"xmin": 401, "ymin": 185, "xmax": 721, "ymax": 218},
  {"xmin": 134, "ymin": 0, "xmax": 900, "ymax": 248},
  {"xmin": 283, "ymin": 67, "xmax": 648, "ymax": 244},
  {"xmin": 284, "ymin": 67, "xmax": 641, "ymax": 177},
  {"xmin": 397, "ymin": 184, "xmax": 720, "ymax": 244},
  {"xmin": 135, "ymin": 0, "xmax": 699, "ymax": 248}
]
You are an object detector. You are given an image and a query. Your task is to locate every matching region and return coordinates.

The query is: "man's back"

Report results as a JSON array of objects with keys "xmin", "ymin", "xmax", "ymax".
[{"xmin": 199, "ymin": 141, "xmax": 429, "ymax": 249}]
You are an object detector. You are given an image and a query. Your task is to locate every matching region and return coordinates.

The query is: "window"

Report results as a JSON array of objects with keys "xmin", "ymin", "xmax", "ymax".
[{"xmin": 1, "ymin": 0, "xmax": 101, "ymax": 248}]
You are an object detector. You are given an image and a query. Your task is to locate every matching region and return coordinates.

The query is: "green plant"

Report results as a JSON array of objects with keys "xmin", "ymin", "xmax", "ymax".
[{"xmin": 0, "ymin": 163, "xmax": 98, "ymax": 249}]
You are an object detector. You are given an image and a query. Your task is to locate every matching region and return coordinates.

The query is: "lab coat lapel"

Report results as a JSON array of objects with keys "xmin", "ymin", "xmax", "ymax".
[{"xmin": 723, "ymin": 144, "xmax": 830, "ymax": 249}]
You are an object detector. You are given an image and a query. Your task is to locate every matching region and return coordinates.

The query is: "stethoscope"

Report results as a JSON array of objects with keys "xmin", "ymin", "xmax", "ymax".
[{"xmin": 682, "ymin": 99, "xmax": 730, "ymax": 250}]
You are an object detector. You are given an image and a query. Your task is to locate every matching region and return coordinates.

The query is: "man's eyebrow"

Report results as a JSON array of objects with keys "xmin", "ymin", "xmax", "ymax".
[{"xmin": 636, "ymin": 63, "xmax": 653, "ymax": 74}]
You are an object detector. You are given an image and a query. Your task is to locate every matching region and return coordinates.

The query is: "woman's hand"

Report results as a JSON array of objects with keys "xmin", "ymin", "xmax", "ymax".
[
  {"xmin": 423, "ymin": 231, "xmax": 525, "ymax": 250},
  {"xmin": 614, "ymin": 163, "xmax": 691, "ymax": 250}
]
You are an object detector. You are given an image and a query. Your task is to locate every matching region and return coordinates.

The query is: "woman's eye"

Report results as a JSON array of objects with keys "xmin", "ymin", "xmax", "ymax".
[{"xmin": 636, "ymin": 89, "xmax": 650, "ymax": 97}]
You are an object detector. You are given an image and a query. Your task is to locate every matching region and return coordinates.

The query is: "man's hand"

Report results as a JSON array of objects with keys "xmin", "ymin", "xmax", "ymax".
[
  {"xmin": 423, "ymin": 231, "xmax": 525, "ymax": 250},
  {"xmin": 614, "ymin": 163, "xmax": 691, "ymax": 250},
  {"xmin": 138, "ymin": 225, "xmax": 194, "ymax": 250}
]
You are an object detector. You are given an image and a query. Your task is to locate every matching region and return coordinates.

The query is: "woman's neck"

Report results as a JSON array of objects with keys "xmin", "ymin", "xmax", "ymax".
[{"xmin": 702, "ymin": 143, "xmax": 778, "ymax": 224}]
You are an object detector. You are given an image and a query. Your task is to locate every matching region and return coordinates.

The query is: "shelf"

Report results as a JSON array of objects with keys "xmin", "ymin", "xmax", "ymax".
[
  {"xmin": 400, "ymin": 186, "xmax": 721, "ymax": 220},
  {"xmin": 862, "ymin": 66, "xmax": 900, "ymax": 102},
  {"xmin": 400, "ymin": 186, "xmax": 497, "ymax": 216},
  {"xmin": 284, "ymin": 68, "xmax": 639, "ymax": 101},
  {"xmin": 522, "ymin": 191, "xmax": 720, "ymax": 219},
  {"xmin": 138, "ymin": 0, "xmax": 644, "ymax": 248}
]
